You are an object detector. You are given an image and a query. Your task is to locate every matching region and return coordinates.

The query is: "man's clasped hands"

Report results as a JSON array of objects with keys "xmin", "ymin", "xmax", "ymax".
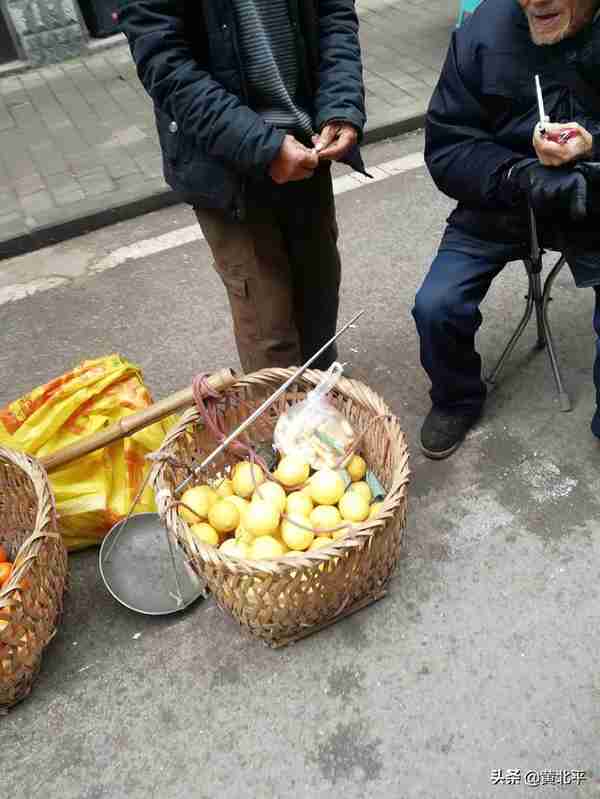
[{"xmin": 268, "ymin": 123, "xmax": 358, "ymax": 184}]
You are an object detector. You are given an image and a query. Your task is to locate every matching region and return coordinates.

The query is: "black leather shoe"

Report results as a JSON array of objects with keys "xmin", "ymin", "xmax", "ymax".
[{"xmin": 420, "ymin": 406, "xmax": 482, "ymax": 460}]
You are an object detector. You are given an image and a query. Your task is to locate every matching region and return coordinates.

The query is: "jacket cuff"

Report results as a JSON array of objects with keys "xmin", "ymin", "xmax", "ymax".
[
  {"xmin": 258, "ymin": 128, "xmax": 287, "ymax": 176},
  {"xmin": 500, "ymin": 157, "xmax": 536, "ymax": 207},
  {"xmin": 315, "ymin": 109, "xmax": 365, "ymax": 142},
  {"xmin": 319, "ymin": 118, "xmax": 360, "ymax": 133}
]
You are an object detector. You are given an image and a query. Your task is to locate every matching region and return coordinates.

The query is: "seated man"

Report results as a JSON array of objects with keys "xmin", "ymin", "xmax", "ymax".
[{"xmin": 413, "ymin": 0, "xmax": 600, "ymax": 459}]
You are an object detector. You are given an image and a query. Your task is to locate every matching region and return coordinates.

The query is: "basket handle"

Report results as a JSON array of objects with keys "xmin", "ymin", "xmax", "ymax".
[{"xmin": 39, "ymin": 368, "xmax": 238, "ymax": 474}]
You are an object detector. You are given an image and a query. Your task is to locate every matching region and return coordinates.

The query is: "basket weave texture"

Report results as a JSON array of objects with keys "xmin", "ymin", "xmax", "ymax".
[
  {"xmin": 0, "ymin": 448, "xmax": 68, "ymax": 712},
  {"xmin": 154, "ymin": 369, "xmax": 410, "ymax": 646}
]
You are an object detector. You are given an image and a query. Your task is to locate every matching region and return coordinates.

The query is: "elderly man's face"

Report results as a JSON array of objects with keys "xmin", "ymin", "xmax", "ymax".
[{"xmin": 518, "ymin": 0, "xmax": 598, "ymax": 44}]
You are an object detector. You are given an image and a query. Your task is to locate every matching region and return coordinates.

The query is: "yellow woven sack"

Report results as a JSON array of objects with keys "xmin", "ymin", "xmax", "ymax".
[{"xmin": 0, "ymin": 354, "xmax": 173, "ymax": 551}]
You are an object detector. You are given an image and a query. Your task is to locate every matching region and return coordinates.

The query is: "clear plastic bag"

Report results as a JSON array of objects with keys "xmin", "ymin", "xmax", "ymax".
[{"xmin": 273, "ymin": 363, "xmax": 356, "ymax": 470}]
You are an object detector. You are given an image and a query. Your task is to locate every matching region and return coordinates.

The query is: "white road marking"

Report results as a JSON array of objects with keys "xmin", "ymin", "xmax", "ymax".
[
  {"xmin": 0, "ymin": 150, "xmax": 425, "ymax": 306},
  {"xmin": 89, "ymin": 224, "xmax": 202, "ymax": 275},
  {"xmin": 0, "ymin": 276, "xmax": 68, "ymax": 305}
]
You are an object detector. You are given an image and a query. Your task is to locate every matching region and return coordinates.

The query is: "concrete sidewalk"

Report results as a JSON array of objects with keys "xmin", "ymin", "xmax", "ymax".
[{"xmin": 0, "ymin": 0, "xmax": 454, "ymax": 259}]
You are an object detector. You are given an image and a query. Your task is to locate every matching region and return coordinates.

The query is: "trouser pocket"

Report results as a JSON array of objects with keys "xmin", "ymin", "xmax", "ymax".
[{"xmin": 195, "ymin": 207, "xmax": 302, "ymax": 372}]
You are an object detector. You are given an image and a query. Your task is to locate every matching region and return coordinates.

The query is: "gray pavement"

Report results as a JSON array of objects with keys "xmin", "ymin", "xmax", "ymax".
[
  {"xmin": 0, "ymin": 0, "xmax": 455, "ymax": 257},
  {"xmin": 1, "ymin": 133, "xmax": 599, "ymax": 798}
]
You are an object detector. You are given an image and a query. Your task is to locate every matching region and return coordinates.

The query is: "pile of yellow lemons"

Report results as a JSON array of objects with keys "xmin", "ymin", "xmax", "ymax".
[{"xmin": 178, "ymin": 453, "xmax": 382, "ymax": 560}]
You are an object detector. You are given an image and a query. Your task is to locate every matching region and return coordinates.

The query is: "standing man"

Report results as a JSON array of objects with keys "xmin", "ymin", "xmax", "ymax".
[
  {"xmin": 118, "ymin": 0, "xmax": 367, "ymax": 372},
  {"xmin": 413, "ymin": 0, "xmax": 600, "ymax": 459}
]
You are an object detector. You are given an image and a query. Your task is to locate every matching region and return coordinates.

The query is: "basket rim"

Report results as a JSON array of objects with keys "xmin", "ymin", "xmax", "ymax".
[
  {"xmin": 152, "ymin": 368, "xmax": 410, "ymax": 573},
  {"xmin": 0, "ymin": 447, "xmax": 63, "ymax": 608}
]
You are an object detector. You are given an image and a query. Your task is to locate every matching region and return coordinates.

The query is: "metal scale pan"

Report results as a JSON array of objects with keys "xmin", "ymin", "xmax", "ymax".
[{"xmin": 99, "ymin": 513, "xmax": 206, "ymax": 615}]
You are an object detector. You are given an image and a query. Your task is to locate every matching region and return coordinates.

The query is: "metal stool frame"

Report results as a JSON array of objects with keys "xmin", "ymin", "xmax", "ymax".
[{"xmin": 485, "ymin": 206, "xmax": 571, "ymax": 412}]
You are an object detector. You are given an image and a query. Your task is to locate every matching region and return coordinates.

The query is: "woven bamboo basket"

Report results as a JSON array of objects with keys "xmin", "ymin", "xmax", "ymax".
[
  {"xmin": 0, "ymin": 448, "xmax": 68, "ymax": 712},
  {"xmin": 153, "ymin": 369, "xmax": 410, "ymax": 646}
]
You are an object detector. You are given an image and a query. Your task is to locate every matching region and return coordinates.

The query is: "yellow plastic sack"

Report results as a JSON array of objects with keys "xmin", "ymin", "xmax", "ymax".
[{"xmin": 0, "ymin": 354, "xmax": 174, "ymax": 551}]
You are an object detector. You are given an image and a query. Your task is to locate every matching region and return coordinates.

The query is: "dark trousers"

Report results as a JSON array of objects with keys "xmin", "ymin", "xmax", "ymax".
[
  {"xmin": 412, "ymin": 225, "xmax": 600, "ymax": 436},
  {"xmin": 196, "ymin": 165, "xmax": 340, "ymax": 373}
]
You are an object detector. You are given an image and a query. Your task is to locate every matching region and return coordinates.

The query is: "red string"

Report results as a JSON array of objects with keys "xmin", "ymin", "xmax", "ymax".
[{"xmin": 192, "ymin": 374, "xmax": 269, "ymax": 474}]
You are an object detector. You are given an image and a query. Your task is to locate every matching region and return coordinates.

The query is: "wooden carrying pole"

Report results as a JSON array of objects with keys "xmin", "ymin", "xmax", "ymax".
[{"xmin": 39, "ymin": 368, "xmax": 237, "ymax": 474}]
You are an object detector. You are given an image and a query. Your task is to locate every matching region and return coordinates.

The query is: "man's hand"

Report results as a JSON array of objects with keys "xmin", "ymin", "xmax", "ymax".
[
  {"xmin": 533, "ymin": 122, "xmax": 593, "ymax": 167},
  {"xmin": 512, "ymin": 161, "xmax": 588, "ymax": 221},
  {"xmin": 269, "ymin": 135, "xmax": 319, "ymax": 184},
  {"xmin": 313, "ymin": 123, "xmax": 358, "ymax": 161}
]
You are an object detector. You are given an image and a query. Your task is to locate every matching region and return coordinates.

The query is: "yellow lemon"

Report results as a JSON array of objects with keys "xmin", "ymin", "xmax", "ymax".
[
  {"xmin": 250, "ymin": 535, "xmax": 286, "ymax": 559},
  {"xmin": 189, "ymin": 522, "xmax": 219, "ymax": 547},
  {"xmin": 349, "ymin": 481, "xmax": 372, "ymax": 504},
  {"xmin": 235, "ymin": 526, "xmax": 254, "ymax": 546},
  {"xmin": 281, "ymin": 514, "xmax": 314, "ymax": 551},
  {"xmin": 215, "ymin": 478, "xmax": 234, "ymax": 498},
  {"xmin": 243, "ymin": 499, "xmax": 281, "ymax": 537},
  {"xmin": 276, "ymin": 455, "xmax": 310, "ymax": 488},
  {"xmin": 252, "ymin": 481, "xmax": 287, "ymax": 513},
  {"xmin": 346, "ymin": 454, "xmax": 367, "ymax": 482},
  {"xmin": 309, "ymin": 469, "xmax": 345, "ymax": 506},
  {"xmin": 220, "ymin": 538, "xmax": 249, "ymax": 558},
  {"xmin": 208, "ymin": 499, "xmax": 240, "ymax": 535},
  {"xmin": 310, "ymin": 505, "xmax": 342, "ymax": 535},
  {"xmin": 309, "ymin": 536, "xmax": 333, "ymax": 551},
  {"xmin": 339, "ymin": 491, "xmax": 369, "ymax": 522},
  {"xmin": 179, "ymin": 485, "xmax": 217, "ymax": 524},
  {"xmin": 286, "ymin": 491, "xmax": 314, "ymax": 517},
  {"xmin": 232, "ymin": 461, "xmax": 265, "ymax": 498},
  {"xmin": 227, "ymin": 495, "xmax": 250, "ymax": 515},
  {"xmin": 369, "ymin": 502, "xmax": 383, "ymax": 520}
]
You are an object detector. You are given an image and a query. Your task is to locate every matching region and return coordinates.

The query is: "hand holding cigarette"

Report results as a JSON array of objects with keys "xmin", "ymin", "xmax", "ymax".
[{"xmin": 533, "ymin": 75, "xmax": 593, "ymax": 166}]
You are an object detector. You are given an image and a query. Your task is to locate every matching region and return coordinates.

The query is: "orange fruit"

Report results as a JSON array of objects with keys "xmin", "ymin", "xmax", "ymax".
[
  {"xmin": 0, "ymin": 545, "xmax": 8, "ymax": 563},
  {"xmin": 0, "ymin": 563, "xmax": 13, "ymax": 587}
]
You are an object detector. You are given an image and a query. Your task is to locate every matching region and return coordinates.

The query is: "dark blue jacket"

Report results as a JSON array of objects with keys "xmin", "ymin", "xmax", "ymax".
[
  {"xmin": 118, "ymin": 0, "xmax": 367, "ymax": 219},
  {"xmin": 426, "ymin": 0, "xmax": 600, "ymax": 243}
]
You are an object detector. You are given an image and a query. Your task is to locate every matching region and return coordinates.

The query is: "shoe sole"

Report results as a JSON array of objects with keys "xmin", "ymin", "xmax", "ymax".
[{"xmin": 420, "ymin": 438, "xmax": 465, "ymax": 460}]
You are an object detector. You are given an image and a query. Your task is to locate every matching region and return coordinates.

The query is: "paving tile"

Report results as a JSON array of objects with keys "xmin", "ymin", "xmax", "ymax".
[
  {"xmin": 13, "ymin": 173, "xmax": 47, "ymax": 197},
  {"xmin": 19, "ymin": 190, "xmax": 55, "ymax": 216},
  {"xmin": 134, "ymin": 154, "xmax": 164, "ymax": 180},
  {"xmin": 77, "ymin": 167, "xmax": 115, "ymax": 197},
  {"xmin": 28, "ymin": 141, "xmax": 69, "ymax": 178},
  {"xmin": 0, "ymin": 213, "xmax": 27, "ymax": 239},
  {"xmin": 52, "ymin": 186, "xmax": 86, "ymax": 207},
  {"xmin": 105, "ymin": 154, "xmax": 142, "ymax": 181}
]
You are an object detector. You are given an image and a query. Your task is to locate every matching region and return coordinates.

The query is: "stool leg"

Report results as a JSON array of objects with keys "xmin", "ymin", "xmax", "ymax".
[
  {"xmin": 485, "ymin": 267, "xmax": 535, "ymax": 385},
  {"xmin": 541, "ymin": 256, "xmax": 571, "ymax": 412},
  {"xmin": 532, "ymin": 272, "xmax": 546, "ymax": 349}
]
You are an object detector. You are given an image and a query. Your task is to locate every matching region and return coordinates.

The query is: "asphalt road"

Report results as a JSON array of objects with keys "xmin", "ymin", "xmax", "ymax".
[{"xmin": 1, "ymin": 133, "xmax": 599, "ymax": 799}]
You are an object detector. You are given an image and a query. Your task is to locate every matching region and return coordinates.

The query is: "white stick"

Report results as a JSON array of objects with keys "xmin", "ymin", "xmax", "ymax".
[{"xmin": 535, "ymin": 74, "xmax": 548, "ymax": 132}]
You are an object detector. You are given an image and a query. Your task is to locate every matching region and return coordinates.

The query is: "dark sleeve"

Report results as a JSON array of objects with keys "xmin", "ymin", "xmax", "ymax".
[
  {"xmin": 117, "ymin": 0, "xmax": 285, "ymax": 177},
  {"xmin": 314, "ymin": 0, "xmax": 366, "ymax": 136},
  {"xmin": 589, "ymin": 125, "xmax": 600, "ymax": 160},
  {"xmin": 425, "ymin": 32, "xmax": 526, "ymax": 210}
]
